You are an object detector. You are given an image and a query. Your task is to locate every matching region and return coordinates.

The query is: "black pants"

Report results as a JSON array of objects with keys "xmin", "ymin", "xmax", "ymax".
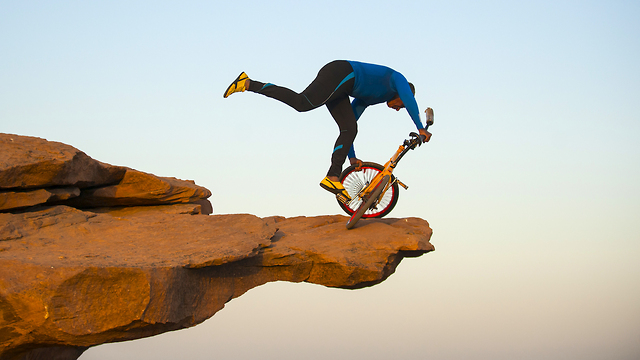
[{"xmin": 248, "ymin": 60, "xmax": 356, "ymax": 177}]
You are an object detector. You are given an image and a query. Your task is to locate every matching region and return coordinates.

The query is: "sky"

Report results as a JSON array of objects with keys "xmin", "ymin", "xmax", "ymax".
[{"xmin": 2, "ymin": 0, "xmax": 639, "ymax": 359}]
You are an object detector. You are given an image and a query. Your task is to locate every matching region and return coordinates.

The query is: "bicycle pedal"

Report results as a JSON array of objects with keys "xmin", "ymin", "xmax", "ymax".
[
  {"xmin": 336, "ymin": 194, "xmax": 350, "ymax": 204},
  {"xmin": 396, "ymin": 179, "xmax": 408, "ymax": 190}
]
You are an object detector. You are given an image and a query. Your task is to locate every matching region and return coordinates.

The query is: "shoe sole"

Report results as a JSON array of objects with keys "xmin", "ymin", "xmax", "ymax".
[
  {"xmin": 320, "ymin": 182, "xmax": 351, "ymax": 201},
  {"xmin": 320, "ymin": 182, "xmax": 343, "ymax": 194}
]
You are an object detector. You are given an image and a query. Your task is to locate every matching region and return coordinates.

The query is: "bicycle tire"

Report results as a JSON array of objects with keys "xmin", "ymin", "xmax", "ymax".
[
  {"xmin": 346, "ymin": 175, "xmax": 390, "ymax": 229},
  {"xmin": 338, "ymin": 162, "xmax": 399, "ymax": 218}
]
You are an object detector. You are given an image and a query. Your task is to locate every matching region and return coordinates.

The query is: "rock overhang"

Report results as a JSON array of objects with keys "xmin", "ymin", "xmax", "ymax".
[{"xmin": 0, "ymin": 133, "xmax": 434, "ymax": 360}]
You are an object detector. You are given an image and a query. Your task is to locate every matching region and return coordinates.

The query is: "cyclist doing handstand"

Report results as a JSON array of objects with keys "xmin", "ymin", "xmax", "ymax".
[{"xmin": 223, "ymin": 60, "xmax": 431, "ymax": 202}]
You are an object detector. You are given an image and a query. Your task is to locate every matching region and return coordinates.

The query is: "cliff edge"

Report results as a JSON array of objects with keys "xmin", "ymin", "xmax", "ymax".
[{"xmin": 0, "ymin": 134, "xmax": 434, "ymax": 360}]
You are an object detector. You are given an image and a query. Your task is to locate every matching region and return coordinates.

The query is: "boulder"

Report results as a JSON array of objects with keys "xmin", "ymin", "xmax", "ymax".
[{"xmin": 0, "ymin": 134, "xmax": 125, "ymax": 190}]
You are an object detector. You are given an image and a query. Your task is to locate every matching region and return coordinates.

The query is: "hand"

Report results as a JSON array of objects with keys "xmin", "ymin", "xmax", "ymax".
[
  {"xmin": 419, "ymin": 128, "xmax": 432, "ymax": 143},
  {"xmin": 350, "ymin": 157, "xmax": 363, "ymax": 171}
]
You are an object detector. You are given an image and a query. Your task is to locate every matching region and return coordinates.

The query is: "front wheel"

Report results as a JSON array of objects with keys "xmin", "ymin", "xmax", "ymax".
[
  {"xmin": 346, "ymin": 175, "xmax": 390, "ymax": 229},
  {"xmin": 338, "ymin": 162, "xmax": 399, "ymax": 219}
]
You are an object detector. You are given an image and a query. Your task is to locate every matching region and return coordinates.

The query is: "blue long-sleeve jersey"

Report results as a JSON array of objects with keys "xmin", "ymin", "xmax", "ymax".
[{"xmin": 346, "ymin": 61, "xmax": 423, "ymax": 159}]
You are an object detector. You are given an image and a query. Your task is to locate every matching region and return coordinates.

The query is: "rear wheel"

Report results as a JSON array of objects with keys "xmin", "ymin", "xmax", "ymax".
[{"xmin": 338, "ymin": 162, "xmax": 399, "ymax": 218}]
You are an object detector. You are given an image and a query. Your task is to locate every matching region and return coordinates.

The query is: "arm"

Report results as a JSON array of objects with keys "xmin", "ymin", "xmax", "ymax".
[
  {"xmin": 351, "ymin": 98, "xmax": 368, "ymax": 121},
  {"xmin": 348, "ymin": 145, "xmax": 356, "ymax": 159},
  {"xmin": 348, "ymin": 99, "xmax": 369, "ymax": 160},
  {"xmin": 393, "ymin": 73, "xmax": 424, "ymax": 130}
]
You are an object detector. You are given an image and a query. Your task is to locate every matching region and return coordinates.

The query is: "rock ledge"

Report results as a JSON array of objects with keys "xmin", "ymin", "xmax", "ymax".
[{"xmin": 0, "ymin": 134, "xmax": 434, "ymax": 360}]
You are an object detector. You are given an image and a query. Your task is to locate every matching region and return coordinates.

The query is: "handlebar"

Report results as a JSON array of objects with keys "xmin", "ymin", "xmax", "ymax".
[
  {"xmin": 388, "ymin": 108, "xmax": 434, "ymax": 167},
  {"xmin": 406, "ymin": 132, "xmax": 424, "ymax": 148},
  {"xmin": 403, "ymin": 108, "xmax": 435, "ymax": 149}
]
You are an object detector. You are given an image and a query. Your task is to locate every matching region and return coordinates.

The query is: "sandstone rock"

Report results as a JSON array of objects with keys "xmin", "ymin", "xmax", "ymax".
[
  {"xmin": 0, "ymin": 206, "xmax": 272, "ymax": 267},
  {"xmin": 0, "ymin": 134, "xmax": 126, "ymax": 190},
  {"xmin": 0, "ymin": 133, "xmax": 210, "ymax": 211},
  {"xmin": 0, "ymin": 208, "xmax": 434, "ymax": 360},
  {"xmin": 261, "ymin": 215, "xmax": 434, "ymax": 288},
  {"xmin": 0, "ymin": 205, "xmax": 96, "ymax": 242},
  {"xmin": 0, "ymin": 187, "xmax": 80, "ymax": 211},
  {"xmin": 90, "ymin": 202, "xmax": 207, "ymax": 216},
  {"xmin": 0, "ymin": 133, "xmax": 433, "ymax": 360},
  {"xmin": 61, "ymin": 169, "xmax": 212, "ymax": 208}
]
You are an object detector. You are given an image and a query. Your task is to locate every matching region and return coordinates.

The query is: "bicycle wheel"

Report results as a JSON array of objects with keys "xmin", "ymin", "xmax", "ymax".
[
  {"xmin": 346, "ymin": 175, "xmax": 390, "ymax": 229},
  {"xmin": 338, "ymin": 162, "xmax": 399, "ymax": 218}
]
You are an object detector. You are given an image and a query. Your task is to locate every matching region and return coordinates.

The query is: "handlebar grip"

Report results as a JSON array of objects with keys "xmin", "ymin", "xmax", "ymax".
[{"xmin": 424, "ymin": 107, "xmax": 434, "ymax": 127}]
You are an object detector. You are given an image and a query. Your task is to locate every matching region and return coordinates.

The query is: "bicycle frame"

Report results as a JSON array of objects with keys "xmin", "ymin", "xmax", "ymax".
[{"xmin": 351, "ymin": 133, "xmax": 424, "ymax": 208}]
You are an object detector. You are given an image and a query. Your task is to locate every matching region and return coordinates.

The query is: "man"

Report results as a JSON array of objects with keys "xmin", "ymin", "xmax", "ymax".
[{"xmin": 223, "ymin": 60, "xmax": 431, "ymax": 202}]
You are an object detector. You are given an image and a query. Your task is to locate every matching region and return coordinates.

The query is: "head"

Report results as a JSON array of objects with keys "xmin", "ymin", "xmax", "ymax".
[{"xmin": 387, "ymin": 82, "xmax": 415, "ymax": 111}]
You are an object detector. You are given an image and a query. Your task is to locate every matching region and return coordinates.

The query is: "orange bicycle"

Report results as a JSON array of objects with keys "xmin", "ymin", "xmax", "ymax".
[{"xmin": 338, "ymin": 108, "xmax": 434, "ymax": 229}]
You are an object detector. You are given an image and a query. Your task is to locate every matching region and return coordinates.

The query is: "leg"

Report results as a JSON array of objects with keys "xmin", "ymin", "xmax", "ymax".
[
  {"xmin": 247, "ymin": 60, "xmax": 354, "ymax": 112},
  {"xmin": 326, "ymin": 95, "xmax": 358, "ymax": 178}
]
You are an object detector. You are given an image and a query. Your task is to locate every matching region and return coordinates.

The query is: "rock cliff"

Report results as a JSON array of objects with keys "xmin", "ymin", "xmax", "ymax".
[{"xmin": 0, "ymin": 134, "xmax": 434, "ymax": 360}]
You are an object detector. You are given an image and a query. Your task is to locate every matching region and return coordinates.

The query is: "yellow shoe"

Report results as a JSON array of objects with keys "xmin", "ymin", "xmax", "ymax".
[
  {"xmin": 223, "ymin": 72, "xmax": 249, "ymax": 98},
  {"xmin": 320, "ymin": 176, "xmax": 351, "ymax": 201}
]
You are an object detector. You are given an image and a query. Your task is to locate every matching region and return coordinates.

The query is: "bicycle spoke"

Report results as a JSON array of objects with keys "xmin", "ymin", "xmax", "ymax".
[{"xmin": 339, "ymin": 163, "xmax": 399, "ymax": 218}]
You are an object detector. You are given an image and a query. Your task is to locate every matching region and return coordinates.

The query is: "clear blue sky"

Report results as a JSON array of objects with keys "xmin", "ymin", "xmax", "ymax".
[{"xmin": 2, "ymin": 1, "xmax": 639, "ymax": 359}]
